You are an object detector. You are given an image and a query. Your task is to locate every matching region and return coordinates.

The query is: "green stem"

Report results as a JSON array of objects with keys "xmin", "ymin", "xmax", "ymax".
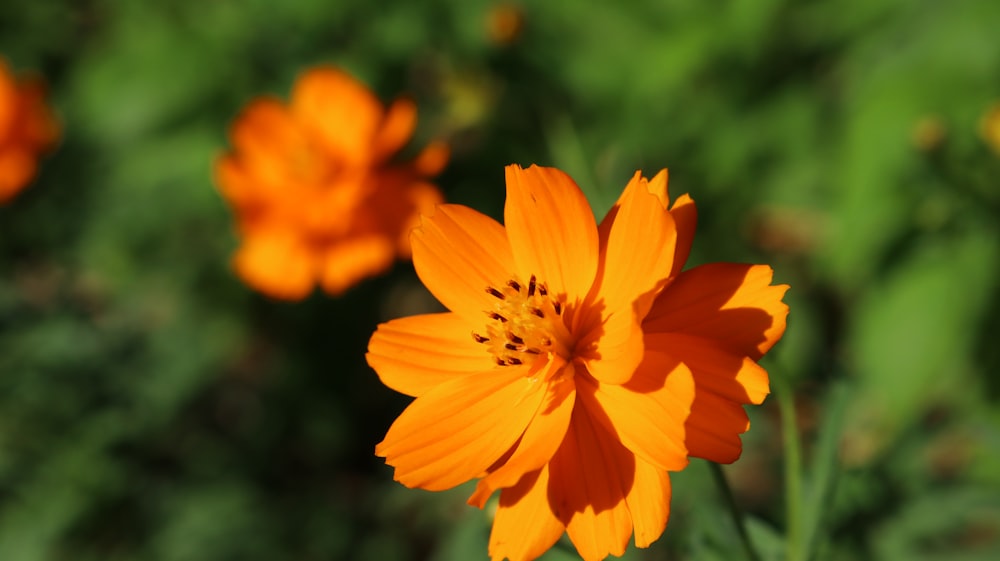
[
  {"xmin": 775, "ymin": 375, "xmax": 803, "ymax": 561},
  {"xmin": 709, "ymin": 461, "xmax": 762, "ymax": 561}
]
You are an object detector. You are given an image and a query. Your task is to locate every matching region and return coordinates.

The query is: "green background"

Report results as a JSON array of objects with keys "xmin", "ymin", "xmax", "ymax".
[{"xmin": 1, "ymin": 0, "xmax": 999, "ymax": 559}]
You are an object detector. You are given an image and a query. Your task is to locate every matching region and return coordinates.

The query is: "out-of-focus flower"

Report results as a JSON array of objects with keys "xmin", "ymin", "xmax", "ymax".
[
  {"xmin": 367, "ymin": 164, "xmax": 788, "ymax": 561},
  {"xmin": 980, "ymin": 102, "xmax": 1000, "ymax": 156},
  {"xmin": 0, "ymin": 58, "xmax": 60, "ymax": 204},
  {"xmin": 215, "ymin": 66, "xmax": 448, "ymax": 300},
  {"xmin": 487, "ymin": 3, "xmax": 525, "ymax": 46}
]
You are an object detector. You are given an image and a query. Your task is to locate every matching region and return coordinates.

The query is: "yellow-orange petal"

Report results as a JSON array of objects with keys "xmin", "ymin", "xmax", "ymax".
[
  {"xmin": 391, "ymin": 180, "xmax": 444, "ymax": 257},
  {"xmin": 625, "ymin": 456, "xmax": 671, "ymax": 548},
  {"xmin": 290, "ymin": 67, "xmax": 382, "ymax": 167},
  {"xmin": 550, "ymin": 408, "xmax": 634, "ymax": 561},
  {"xmin": 503, "ymin": 165, "xmax": 598, "ymax": 305},
  {"xmin": 468, "ymin": 368, "xmax": 576, "ymax": 507},
  {"xmin": 668, "ymin": 193, "xmax": 697, "ymax": 278},
  {"xmin": 578, "ymin": 345, "xmax": 692, "ymax": 472},
  {"xmin": 368, "ymin": 312, "xmax": 497, "ymax": 398},
  {"xmin": 577, "ymin": 306, "xmax": 644, "ymax": 385},
  {"xmin": 644, "ymin": 263, "xmax": 789, "ymax": 360},
  {"xmin": 592, "ymin": 170, "xmax": 677, "ymax": 321},
  {"xmin": 228, "ymin": 98, "xmax": 308, "ymax": 195},
  {"xmin": 411, "ymin": 204, "xmax": 516, "ymax": 324},
  {"xmin": 318, "ymin": 235, "xmax": 395, "ymax": 295},
  {"xmin": 685, "ymin": 388, "xmax": 752, "ymax": 464},
  {"xmin": 489, "ymin": 467, "xmax": 565, "ymax": 561},
  {"xmin": 232, "ymin": 230, "xmax": 315, "ymax": 300},
  {"xmin": 214, "ymin": 156, "xmax": 257, "ymax": 208},
  {"xmin": 373, "ymin": 97, "xmax": 417, "ymax": 161},
  {"xmin": 376, "ymin": 368, "xmax": 547, "ymax": 491}
]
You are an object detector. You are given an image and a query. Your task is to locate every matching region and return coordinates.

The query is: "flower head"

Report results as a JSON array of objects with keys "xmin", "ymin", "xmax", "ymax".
[
  {"xmin": 367, "ymin": 165, "xmax": 788, "ymax": 561},
  {"xmin": 215, "ymin": 66, "xmax": 448, "ymax": 299},
  {"xmin": 0, "ymin": 58, "xmax": 59, "ymax": 205}
]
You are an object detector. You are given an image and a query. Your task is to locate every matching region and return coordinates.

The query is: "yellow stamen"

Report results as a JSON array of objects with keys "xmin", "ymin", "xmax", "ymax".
[{"xmin": 472, "ymin": 274, "xmax": 572, "ymax": 371}]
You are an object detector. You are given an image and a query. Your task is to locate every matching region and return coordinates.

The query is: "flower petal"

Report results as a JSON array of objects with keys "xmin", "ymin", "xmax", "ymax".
[
  {"xmin": 376, "ymin": 368, "xmax": 547, "ymax": 491},
  {"xmin": 503, "ymin": 165, "xmax": 598, "ymax": 305},
  {"xmin": 228, "ymin": 99, "xmax": 307, "ymax": 196},
  {"xmin": 411, "ymin": 204, "xmax": 516, "ymax": 324},
  {"xmin": 367, "ymin": 312, "xmax": 497, "ymax": 398},
  {"xmin": 290, "ymin": 67, "xmax": 382, "ymax": 166},
  {"xmin": 578, "ymin": 343, "xmax": 692, "ymax": 472},
  {"xmin": 373, "ymin": 97, "xmax": 417, "ymax": 161},
  {"xmin": 664, "ymin": 333, "xmax": 770, "ymax": 405},
  {"xmin": 626, "ymin": 456, "xmax": 671, "ymax": 548},
  {"xmin": 232, "ymin": 229, "xmax": 315, "ymax": 300},
  {"xmin": 669, "ymin": 193, "xmax": 697, "ymax": 278},
  {"xmin": 577, "ymin": 306, "xmax": 644, "ymax": 385},
  {"xmin": 549, "ymin": 408, "xmax": 635, "ymax": 561},
  {"xmin": 319, "ymin": 235, "xmax": 395, "ymax": 295},
  {"xmin": 468, "ymin": 368, "xmax": 576, "ymax": 507},
  {"xmin": 592, "ymin": 170, "xmax": 677, "ymax": 320},
  {"xmin": 685, "ymin": 389, "xmax": 751, "ymax": 464},
  {"xmin": 0, "ymin": 148, "xmax": 36, "ymax": 203},
  {"xmin": 489, "ymin": 466, "xmax": 565, "ymax": 561},
  {"xmin": 644, "ymin": 263, "xmax": 789, "ymax": 360}
]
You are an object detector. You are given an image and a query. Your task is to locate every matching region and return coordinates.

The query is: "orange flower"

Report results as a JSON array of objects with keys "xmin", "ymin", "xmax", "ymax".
[
  {"xmin": 215, "ymin": 66, "xmax": 448, "ymax": 299},
  {"xmin": 0, "ymin": 58, "xmax": 59, "ymax": 204},
  {"xmin": 367, "ymin": 165, "xmax": 788, "ymax": 561}
]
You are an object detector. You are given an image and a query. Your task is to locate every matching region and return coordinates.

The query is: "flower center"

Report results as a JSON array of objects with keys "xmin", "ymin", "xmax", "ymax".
[{"xmin": 473, "ymin": 275, "xmax": 573, "ymax": 369}]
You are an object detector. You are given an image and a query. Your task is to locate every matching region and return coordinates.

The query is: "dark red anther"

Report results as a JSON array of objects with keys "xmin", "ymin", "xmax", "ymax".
[{"xmin": 486, "ymin": 287, "xmax": 505, "ymax": 299}]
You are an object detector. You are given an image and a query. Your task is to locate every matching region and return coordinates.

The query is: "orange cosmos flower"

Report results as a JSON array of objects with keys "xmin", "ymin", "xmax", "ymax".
[
  {"xmin": 0, "ymin": 58, "xmax": 59, "ymax": 204},
  {"xmin": 367, "ymin": 164, "xmax": 788, "ymax": 561},
  {"xmin": 215, "ymin": 66, "xmax": 448, "ymax": 299}
]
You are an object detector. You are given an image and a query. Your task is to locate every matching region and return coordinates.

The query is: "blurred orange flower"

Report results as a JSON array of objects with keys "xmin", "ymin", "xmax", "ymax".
[
  {"xmin": 367, "ymin": 164, "xmax": 788, "ymax": 561},
  {"xmin": 0, "ymin": 58, "xmax": 59, "ymax": 204},
  {"xmin": 215, "ymin": 66, "xmax": 448, "ymax": 299}
]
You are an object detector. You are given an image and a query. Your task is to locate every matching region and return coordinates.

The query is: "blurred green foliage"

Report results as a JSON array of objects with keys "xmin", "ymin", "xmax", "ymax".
[{"xmin": 2, "ymin": 0, "xmax": 1000, "ymax": 560}]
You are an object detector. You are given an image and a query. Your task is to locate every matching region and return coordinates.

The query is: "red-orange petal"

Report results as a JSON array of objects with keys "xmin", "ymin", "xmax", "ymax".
[
  {"xmin": 367, "ymin": 312, "xmax": 497, "ymax": 398},
  {"xmin": 684, "ymin": 389, "xmax": 752, "ymax": 464},
  {"xmin": 489, "ymin": 467, "xmax": 565, "ymax": 561},
  {"xmin": 503, "ymin": 165, "xmax": 598, "ymax": 305},
  {"xmin": 550, "ymin": 409, "xmax": 635, "ymax": 561},
  {"xmin": 578, "ymin": 344, "xmax": 692, "ymax": 472},
  {"xmin": 376, "ymin": 368, "xmax": 547, "ymax": 491},
  {"xmin": 290, "ymin": 67, "xmax": 382, "ymax": 167},
  {"xmin": 232, "ymin": 230, "xmax": 316, "ymax": 300},
  {"xmin": 644, "ymin": 263, "xmax": 789, "ymax": 360},
  {"xmin": 663, "ymin": 333, "xmax": 770, "ymax": 405},
  {"xmin": 0, "ymin": 62, "xmax": 15, "ymax": 134},
  {"xmin": 0, "ymin": 148, "xmax": 35, "ymax": 203},
  {"xmin": 577, "ymin": 306, "xmax": 644, "ymax": 385},
  {"xmin": 626, "ymin": 456, "xmax": 671, "ymax": 548},
  {"xmin": 668, "ymin": 193, "xmax": 697, "ymax": 278},
  {"xmin": 468, "ymin": 368, "xmax": 576, "ymax": 507},
  {"xmin": 411, "ymin": 204, "xmax": 516, "ymax": 324},
  {"xmin": 318, "ymin": 235, "xmax": 395, "ymax": 295},
  {"xmin": 592, "ymin": 170, "xmax": 677, "ymax": 321}
]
